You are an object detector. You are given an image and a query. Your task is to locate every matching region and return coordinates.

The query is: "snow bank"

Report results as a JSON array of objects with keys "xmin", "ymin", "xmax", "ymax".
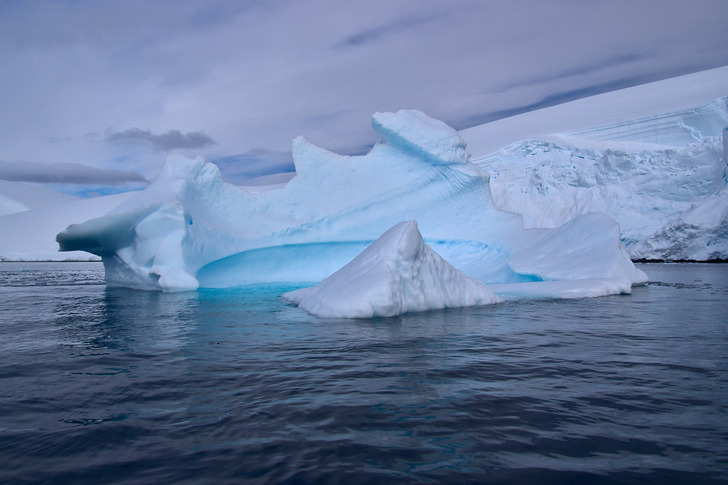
[
  {"xmin": 57, "ymin": 109, "xmax": 645, "ymax": 292},
  {"xmin": 283, "ymin": 221, "xmax": 502, "ymax": 318}
]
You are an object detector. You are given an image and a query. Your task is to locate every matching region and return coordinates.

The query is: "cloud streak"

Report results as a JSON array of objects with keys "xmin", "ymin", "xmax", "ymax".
[
  {"xmin": 0, "ymin": 160, "xmax": 147, "ymax": 185},
  {"xmin": 336, "ymin": 12, "xmax": 448, "ymax": 48}
]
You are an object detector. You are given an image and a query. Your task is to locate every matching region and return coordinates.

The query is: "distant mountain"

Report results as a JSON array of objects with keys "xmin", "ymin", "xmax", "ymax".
[
  {"xmin": 0, "ymin": 180, "xmax": 79, "ymax": 217},
  {"xmin": 0, "ymin": 182, "xmax": 136, "ymax": 261}
]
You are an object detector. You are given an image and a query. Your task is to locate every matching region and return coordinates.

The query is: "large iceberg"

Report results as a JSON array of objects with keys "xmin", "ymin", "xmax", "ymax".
[
  {"xmin": 57, "ymin": 109, "xmax": 646, "ymax": 292},
  {"xmin": 283, "ymin": 221, "xmax": 503, "ymax": 318}
]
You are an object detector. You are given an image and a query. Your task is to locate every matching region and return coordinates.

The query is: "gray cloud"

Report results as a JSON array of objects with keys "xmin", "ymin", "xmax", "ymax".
[
  {"xmin": 106, "ymin": 128, "xmax": 216, "ymax": 151},
  {"xmin": 0, "ymin": 0, "xmax": 727, "ymax": 185},
  {"xmin": 0, "ymin": 160, "xmax": 147, "ymax": 185}
]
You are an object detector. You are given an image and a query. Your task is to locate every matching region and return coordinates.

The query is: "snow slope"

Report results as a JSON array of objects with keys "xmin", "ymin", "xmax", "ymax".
[
  {"xmin": 0, "ymin": 189, "xmax": 137, "ymax": 261},
  {"xmin": 460, "ymin": 67, "xmax": 728, "ymax": 260},
  {"xmin": 0, "ymin": 180, "xmax": 79, "ymax": 217},
  {"xmin": 57, "ymin": 109, "xmax": 645, "ymax": 292},
  {"xmin": 283, "ymin": 221, "xmax": 502, "ymax": 318},
  {"xmin": 461, "ymin": 66, "xmax": 728, "ymax": 157}
]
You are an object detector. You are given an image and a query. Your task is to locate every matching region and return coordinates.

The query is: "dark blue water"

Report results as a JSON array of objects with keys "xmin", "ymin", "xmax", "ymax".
[{"xmin": 0, "ymin": 262, "xmax": 726, "ymax": 484}]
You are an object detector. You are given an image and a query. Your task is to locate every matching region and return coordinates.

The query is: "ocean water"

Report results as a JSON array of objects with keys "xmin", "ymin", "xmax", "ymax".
[{"xmin": 0, "ymin": 262, "xmax": 726, "ymax": 484}]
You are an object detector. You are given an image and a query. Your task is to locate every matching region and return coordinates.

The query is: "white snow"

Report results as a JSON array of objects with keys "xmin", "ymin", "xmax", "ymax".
[
  {"xmin": 630, "ymin": 186, "xmax": 728, "ymax": 261},
  {"xmin": 0, "ymin": 180, "xmax": 78, "ymax": 217},
  {"xmin": 475, "ymin": 133, "xmax": 725, "ymax": 246},
  {"xmin": 461, "ymin": 66, "xmax": 728, "ymax": 157},
  {"xmin": 0, "ymin": 188, "xmax": 137, "ymax": 261},
  {"xmin": 57, "ymin": 109, "xmax": 645, "ymax": 293},
  {"xmin": 459, "ymin": 68, "xmax": 728, "ymax": 260},
  {"xmin": 283, "ymin": 221, "xmax": 503, "ymax": 318}
]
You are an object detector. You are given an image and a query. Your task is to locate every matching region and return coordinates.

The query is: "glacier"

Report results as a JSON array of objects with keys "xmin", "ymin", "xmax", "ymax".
[
  {"xmin": 57, "ymin": 109, "xmax": 646, "ymax": 294},
  {"xmin": 464, "ymin": 96, "xmax": 728, "ymax": 260},
  {"xmin": 283, "ymin": 221, "xmax": 503, "ymax": 318}
]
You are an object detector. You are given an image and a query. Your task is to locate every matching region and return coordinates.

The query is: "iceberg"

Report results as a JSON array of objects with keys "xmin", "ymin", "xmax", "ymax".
[
  {"xmin": 282, "ymin": 221, "xmax": 503, "ymax": 318},
  {"xmin": 57, "ymin": 109, "xmax": 646, "ymax": 293}
]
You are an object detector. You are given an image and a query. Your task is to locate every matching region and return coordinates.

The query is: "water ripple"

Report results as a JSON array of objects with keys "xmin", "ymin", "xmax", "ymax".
[{"xmin": 0, "ymin": 263, "xmax": 727, "ymax": 483}]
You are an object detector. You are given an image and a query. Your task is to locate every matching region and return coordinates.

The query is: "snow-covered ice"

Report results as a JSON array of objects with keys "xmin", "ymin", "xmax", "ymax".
[
  {"xmin": 57, "ymin": 109, "xmax": 646, "ymax": 293},
  {"xmin": 283, "ymin": 221, "xmax": 503, "ymax": 318},
  {"xmin": 461, "ymin": 66, "xmax": 728, "ymax": 157},
  {"xmin": 630, "ymin": 185, "xmax": 728, "ymax": 261},
  {"xmin": 462, "ymin": 88, "xmax": 728, "ymax": 260}
]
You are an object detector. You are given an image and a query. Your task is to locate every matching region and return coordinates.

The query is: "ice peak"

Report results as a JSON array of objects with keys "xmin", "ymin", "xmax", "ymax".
[
  {"xmin": 372, "ymin": 109, "xmax": 470, "ymax": 165},
  {"xmin": 291, "ymin": 135, "xmax": 346, "ymax": 175},
  {"xmin": 283, "ymin": 221, "xmax": 502, "ymax": 318}
]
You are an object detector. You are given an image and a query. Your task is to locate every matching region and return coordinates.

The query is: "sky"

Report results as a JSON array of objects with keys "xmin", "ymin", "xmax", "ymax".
[{"xmin": 1, "ymin": 0, "xmax": 727, "ymax": 195}]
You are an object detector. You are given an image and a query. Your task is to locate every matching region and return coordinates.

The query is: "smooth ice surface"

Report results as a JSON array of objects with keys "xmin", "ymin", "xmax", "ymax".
[
  {"xmin": 283, "ymin": 221, "xmax": 503, "ymax": 318},
  {"xmin": 57, "ymin": 109, "xmax": 645, "ymax": 292}
]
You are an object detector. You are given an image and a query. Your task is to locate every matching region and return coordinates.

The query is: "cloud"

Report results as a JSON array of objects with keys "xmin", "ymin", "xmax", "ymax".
[
  {"xmin": 335, "ymin": 12, "xmax": 448, "ymax": 48},
  {"xmin": 106, "ymin": 128, "xmax": 216, "ymax": 151},
  {"xmin": 0, "ymin": 159, "xmax": 147, "ymax": 185},
  {"xmin": 0, "ymin": 0, "xmax": 727, "ymax": 187}
]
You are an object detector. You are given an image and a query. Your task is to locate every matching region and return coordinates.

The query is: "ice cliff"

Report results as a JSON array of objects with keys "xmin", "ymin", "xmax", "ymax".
[
  {"xmin": 467, "ymin": 97, "xmax": 728, "ymax": 260},
  {"xmin": 57, "ymin": 109, "xmax": 646, "ymax": 292}
]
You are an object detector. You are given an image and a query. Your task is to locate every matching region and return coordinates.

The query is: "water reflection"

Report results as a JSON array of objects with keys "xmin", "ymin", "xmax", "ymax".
[{"xmin": 100, "ymin": 288, "xmax": 200, "ymax": 353}]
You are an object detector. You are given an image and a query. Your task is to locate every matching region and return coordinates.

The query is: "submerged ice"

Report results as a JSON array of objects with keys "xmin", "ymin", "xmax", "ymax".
[{"xmin": 57, "ymin": 109, "xmax": 646, "ymax": 294}]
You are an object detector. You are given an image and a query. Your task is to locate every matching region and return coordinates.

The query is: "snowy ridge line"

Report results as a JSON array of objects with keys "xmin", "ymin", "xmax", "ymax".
[
  {"xmin": 559, "ymin": 96, "xmax": 728, "ymax": 147},
  {"xmin": 471, "ymin": 96, "xmax": 728, "ymax": 165}
]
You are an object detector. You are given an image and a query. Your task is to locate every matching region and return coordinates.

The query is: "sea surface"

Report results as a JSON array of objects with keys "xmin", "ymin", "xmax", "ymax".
[{"xmin": 0, "ymin": 262, "xmax": 726, "ymax": 484}]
